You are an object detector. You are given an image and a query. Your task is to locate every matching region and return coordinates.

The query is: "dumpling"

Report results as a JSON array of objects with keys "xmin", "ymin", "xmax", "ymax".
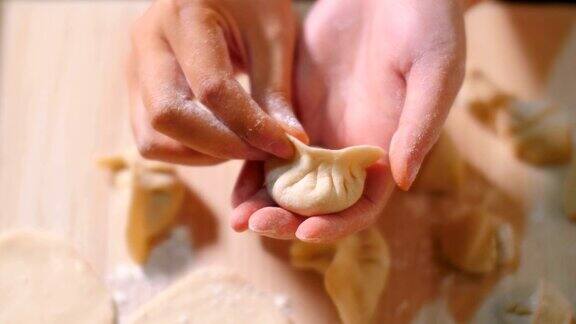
[
  {"xmin": 99, "ymin": 149, "xmax": 185, "ymax": 264},
  {"xmin": 502, "ymin": 280, "xmax": 574, "ymax": 324},
  {"xmin": 495, "ymin": 100, "xmax": 572, "ymax": 166},
  {"xmin": 265, "ymin": 136, "xmax": 384, "ymax": 216},
  {"xmin": 290, "ymin": 228, "xmax": 390, "ymax": 324},
  {"xmin": 461, "ymin": 71, "xmax": 572, "ymax": 166},
  {"xmin": 412, "ymin": 132, "xmax": 467, "ymax": 194},
  {"xmin": 438, "ymin": 208, "xmax": 516, "ymax": 274}
]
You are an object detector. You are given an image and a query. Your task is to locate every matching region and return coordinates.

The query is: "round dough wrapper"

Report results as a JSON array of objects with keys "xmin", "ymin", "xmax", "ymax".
[
  {"xmin": 0, "ymin": 230, "xmax": 115, "ymax": 324},
  {"xmin": 128, "ymin": 268, "xmax": 290, "ymax": 324}
]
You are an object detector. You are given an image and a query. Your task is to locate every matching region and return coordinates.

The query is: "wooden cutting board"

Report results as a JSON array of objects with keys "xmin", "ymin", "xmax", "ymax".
[
  {"xmin": 0, "ymin": 2, "xmax": 338, "ymax": 323},
  {"xmin": 1, "ymin": 1, "xmax": 575, "ymax": 323}
]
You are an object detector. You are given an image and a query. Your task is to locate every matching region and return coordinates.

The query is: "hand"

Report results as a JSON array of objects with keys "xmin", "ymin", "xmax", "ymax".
[
  {"xmin": 128, "ymin": 0, "xmax": 307, "ymax": 165},
  {"xmin": 231, "ymin": 0, "xmax": 466, "ymax": 242}
]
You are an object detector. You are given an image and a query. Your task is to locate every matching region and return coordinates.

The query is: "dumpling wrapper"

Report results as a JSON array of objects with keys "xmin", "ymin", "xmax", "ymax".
[
  {"xmin": 0, "ymin": 230, "xmax": 115, "ymax": 324},
  {"xmin": 127, "ymin": 267, "xmax": 291, "ymax": 324},
  {"xmin": 266, "ymin": 136, "xmax": 384, "ymax": 216},
  {"xmin": 290, "ymin": 228, "xmax": 389, "ymax": 324}
]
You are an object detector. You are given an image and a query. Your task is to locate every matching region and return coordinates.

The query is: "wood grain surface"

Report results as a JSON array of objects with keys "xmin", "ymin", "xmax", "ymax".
[{"xmin": 1, "ymin": 1, "xmax": 575, "ymax": 323}]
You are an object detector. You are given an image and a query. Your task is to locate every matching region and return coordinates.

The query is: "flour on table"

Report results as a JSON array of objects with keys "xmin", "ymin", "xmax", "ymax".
[{"xmin": 106, "ymin": 226, "xmax": 195, "ymax": 323}]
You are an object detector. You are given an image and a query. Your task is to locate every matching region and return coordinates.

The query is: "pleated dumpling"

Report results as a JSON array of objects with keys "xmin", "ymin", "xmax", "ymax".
[
  {"xmin": 265, "ymin": 136, "xmax": 384, "ymax": 216},
  {"xmin": 290, "ymin": 228, "xmax": 390, "ymax": 324}
]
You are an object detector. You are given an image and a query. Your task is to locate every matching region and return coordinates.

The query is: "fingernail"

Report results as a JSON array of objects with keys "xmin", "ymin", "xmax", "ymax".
[
  {"xmin": 266, "ymin": 97, "xmax": 309, "ymax": 145},
  {"xmin": 276, "ymin": 114, "xmax": 305, "ymax": 133},
  {"xmin": 230, "ymin": 216, "xmax": 248, "ymax": 233},
  {"xmin": 295, "ymin": 227, "xmax": 319, "ymax": 242},
  {"xmin": 297, "ymin": 236, "xmax": 323, "ymax": 244},
  {"xmin": 249, "ymin": 219, "xmax": 275, "ymax": 234},
  {"xmin": 405, "ymin": 161, "xmax": 422, "ymax": 190}
]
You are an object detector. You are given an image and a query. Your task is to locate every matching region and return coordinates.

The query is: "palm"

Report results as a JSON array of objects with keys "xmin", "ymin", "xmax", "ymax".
[
  {"xmin": 295, "ymin": 0, "xmax": 406, "ymax": 151},
  {"xmin": 231, "ymin": 0, "xmax": 465, "ymax": 242}
]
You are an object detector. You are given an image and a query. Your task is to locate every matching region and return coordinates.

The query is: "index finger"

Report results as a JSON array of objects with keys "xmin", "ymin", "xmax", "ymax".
[{"xmin": 160, "ymin": 3, "xmax": 294, "ymax": 158}]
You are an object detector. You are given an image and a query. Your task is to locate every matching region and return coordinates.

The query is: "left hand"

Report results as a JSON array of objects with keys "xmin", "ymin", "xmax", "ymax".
[{"xmin": 231, "ymin": 0, "xmax": 466, "ymax": 242}]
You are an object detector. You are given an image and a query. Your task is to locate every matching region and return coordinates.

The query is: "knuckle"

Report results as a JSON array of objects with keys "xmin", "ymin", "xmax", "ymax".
[
  {"xmin": 148, "ymin": 102, "xmax": 181, "ymax": 132},
  {"xmin": 135, "ymin": 137, "xmax": 162, "ymax": 160},
  {"xmin": 195, "ymin": 76, "xmax": 231, "ymax": 104}
]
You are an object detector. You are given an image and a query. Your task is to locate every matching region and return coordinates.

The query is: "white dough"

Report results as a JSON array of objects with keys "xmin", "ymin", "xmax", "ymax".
[
  {"xmin": 127, "ymin": 268, "xmax": 291, "ymax": 324},
  {"xmin": 0, "ymin": 230, "xmax": 115, "ymax": 324},
  {"xmin": 265, "ymin": 136, "xmax": 384, "ymax": 216}
]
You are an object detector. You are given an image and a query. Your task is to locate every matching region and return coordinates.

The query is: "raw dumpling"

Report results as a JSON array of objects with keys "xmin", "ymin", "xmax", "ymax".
[
  {"xmin": 412, "ymin": 132, "xmax": 467, "ymax": 194},
  {"xmin": 461, "ymin": 71, "xmax": 572, "ymax": 166},
  {"xmin": 99, "ymin": 149, "xmax": 185, "ymax": 264},
  {"xmin": 438, "ymin": 208, "xmax": 516, "ymax": 274},
  {"xmin": 495, "ymin": 100, "xmax": 572, "ymax": 166},
  {"xmin": 290, "ymin": 228, "xmax": 390, "ymax": 324},
  {"xmin": 502, "ymin": 280, "xmax": 574, "ymax": 324},
  {"xmin": 265, "ymin": 136, "xmax": 384, "ymax": 216},
  {"xmin": 460, "ymin": 69, "xmax": 513, "ymax": 128}
]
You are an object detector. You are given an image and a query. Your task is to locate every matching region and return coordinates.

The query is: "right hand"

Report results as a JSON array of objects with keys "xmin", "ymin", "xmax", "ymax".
[{"xmin": 129, "ymin": 0, "xmax": 308, "ymax": 165}]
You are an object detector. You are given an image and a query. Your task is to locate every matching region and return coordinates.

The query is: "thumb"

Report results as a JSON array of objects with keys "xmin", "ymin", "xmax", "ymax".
[
  {"xmin": 389, "ymin": 55, "xmax": 464, "ymax": 190},
  {"xmin": 246, "ymin": 22, "xmax": 309, "ymax": 145}
]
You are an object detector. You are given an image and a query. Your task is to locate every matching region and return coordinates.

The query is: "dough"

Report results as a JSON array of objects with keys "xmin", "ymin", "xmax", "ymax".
[
  {"xmin": 495, "ymin": 100, "xmax": 572, "ymax": 166},
  {"xmin": 438, "ymin": 209, "xmax": 516, "ymax": 274},
  {"xmin": 462, "ymin": 71, "xmax": 572, "ymax": 166},
  {"xmin": 412, "ymin": 132, "xmax": 467, "ymax": 193},
  {"xmin": 100, "ymin": 149, "xmax": 185, "ymax": 263},
  {"xmin": 290, "ymin": 228, "xmax": 389, "ymax": 324},
  {"xmin": 127, "ymin": 268, "xmax": 290, "ymax": 324},
  {"xmin": 462, "ymin": 70, "xmax": 513, "ymax": 127},
  {"xmin": 503, "ymin": 281, "xmax": 573, "ymax": 324},
  {"xmin": 265, "ymin": 136, "xmax": 384, "ymax": 216},
  {"xmin": 0, "ymin": 230, "xmax": 115, "ymax": 324}
]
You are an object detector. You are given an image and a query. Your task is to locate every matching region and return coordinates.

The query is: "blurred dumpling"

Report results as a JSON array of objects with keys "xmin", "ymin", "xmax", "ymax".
[
  {"xmin": 99, "ymin": 149, "xmax": 185, "ymax": 264},
  {"xmin": 461, "ymin": 70, "xmax": 572, "ymax": 166},
  {"xmin": 265, "ymin": 136, "xmax": 384, "ymax": 216},
  {"xmin": 502, "ymin": 280, "xmax": 573, "ymax": 324},
  {"xmin": 290, "ymin": 228, "xmax": 390, "ymax": 324}
]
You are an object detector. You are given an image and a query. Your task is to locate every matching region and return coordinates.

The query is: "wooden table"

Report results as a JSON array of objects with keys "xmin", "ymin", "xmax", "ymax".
[
  {"xmin": 0, "ymin": 2, "xmax": 338, "ymax": 322},
  {"xmin": 1, "ymin": 1, "xmax": 575, "ymax": 323}
]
